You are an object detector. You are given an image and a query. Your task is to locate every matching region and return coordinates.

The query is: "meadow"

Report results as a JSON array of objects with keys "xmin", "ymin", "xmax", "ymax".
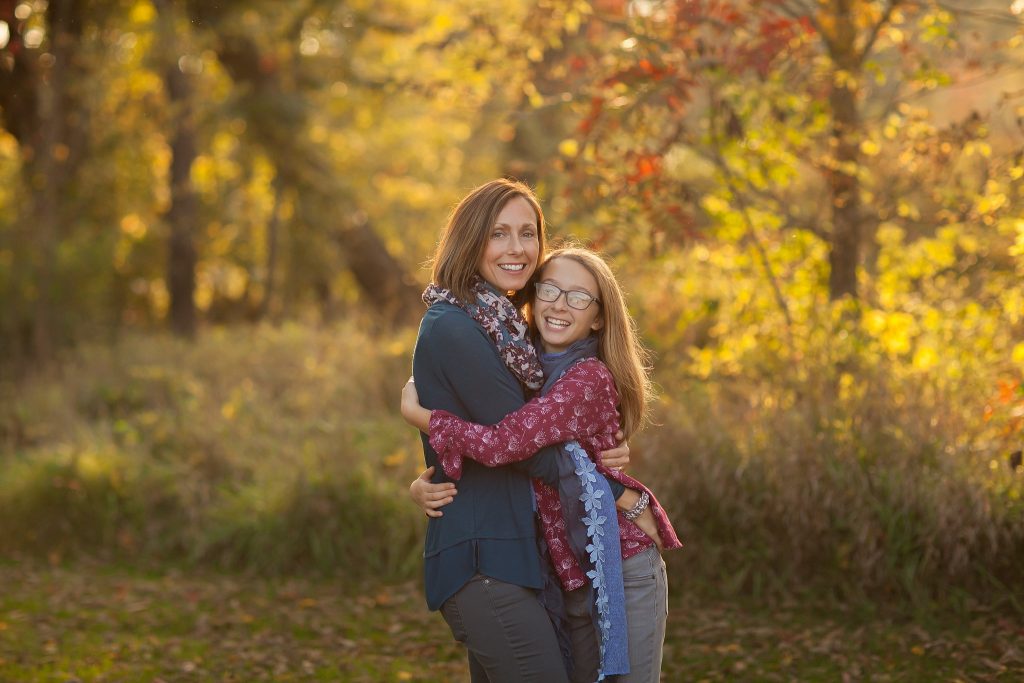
[
  {"xmin": 3, "ymin": 0, "xmax": 1024, "ymax": 679},
  {"xmin": 2, "ymin": 323, "xmax": 1022, "ymax": 680}
]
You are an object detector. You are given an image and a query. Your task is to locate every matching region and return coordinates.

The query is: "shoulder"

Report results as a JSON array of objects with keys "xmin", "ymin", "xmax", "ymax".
[
  {"xmin": 554, "ymin": 358, "xmax": 618, "ymax": 401},
  {"xmin": 418, "ymin": 304, "xmax": 495, "ymax": 359},
  {"xmin": 420, "ymin": 304, "xmax": 485, "ymax": 343},
  {"xmin": 563, "ymin": 358, "xmax": 615, "ymax": 387}
]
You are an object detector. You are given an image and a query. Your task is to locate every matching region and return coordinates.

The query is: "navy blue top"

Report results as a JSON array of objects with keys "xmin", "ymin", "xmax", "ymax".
[{"xmin": 413, "ymin": 301, "xmax": 623, "ymax": 610}]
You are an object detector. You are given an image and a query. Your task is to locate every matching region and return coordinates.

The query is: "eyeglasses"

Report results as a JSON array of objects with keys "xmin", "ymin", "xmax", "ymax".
[{"xmin": 534, "ymin": 282, "xmax": 600, "ymax": 310}]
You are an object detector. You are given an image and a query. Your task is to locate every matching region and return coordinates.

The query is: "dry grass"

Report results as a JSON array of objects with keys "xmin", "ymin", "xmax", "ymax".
[{"xmin": 1, "ymin": 321, "xmax": 1022, "ymax": 609}]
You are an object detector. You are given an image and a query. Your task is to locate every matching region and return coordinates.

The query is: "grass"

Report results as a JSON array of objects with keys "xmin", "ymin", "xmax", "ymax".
[
  {"xmin": 0, "ymin": 323, "xmax": 429, "ymax": 581},
  {"xmin": 1, "ymin": 321, "xmax": 1022, "ymax": 613},
  {"xmin": 1, "ymin": 561, "xmax": 1022, "ymax": 682}
]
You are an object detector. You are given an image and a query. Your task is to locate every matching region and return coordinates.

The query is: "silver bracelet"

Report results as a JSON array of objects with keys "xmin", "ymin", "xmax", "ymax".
[{"xmin": 623, "ymin": 490, "xmax": 650, "ymax": 521}]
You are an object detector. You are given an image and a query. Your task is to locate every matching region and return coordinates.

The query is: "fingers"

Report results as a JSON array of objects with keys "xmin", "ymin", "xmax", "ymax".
[
  {"xmin": 417, "ymin": 466, "xmax": 435, "ymax": 481},
  {"xmin": 424, "ymin": 487, "xmax": 456, "ymax": 501},
  {"xmin": 601, "ymin": 451, "xmax": 629, "ymax": 471},
  {"xmin": 422, "ymin": 488, "xmax": 455, "ymax": 517}
]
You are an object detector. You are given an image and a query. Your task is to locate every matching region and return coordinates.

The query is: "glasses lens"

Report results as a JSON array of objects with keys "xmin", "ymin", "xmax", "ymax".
[
  {"xmin": 535, "ymin": 283, "xmax": 559, "ymax": 301},
  {"xmin": 566, "ymin": 292, "xmax": 591, "ymax": 309}
]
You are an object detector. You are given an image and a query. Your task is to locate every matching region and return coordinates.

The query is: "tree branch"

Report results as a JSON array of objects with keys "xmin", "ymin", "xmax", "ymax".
[
  {"xmin": 706, "ymin": 90, "xmax": 795, "ymax": 337},
  {"xmin": 856, "ymin": 0, "xmax": 902, "ymax": 67},
  {"xmin": 777, "ymin": 0, "xmax": 832, "ymax": 53}
]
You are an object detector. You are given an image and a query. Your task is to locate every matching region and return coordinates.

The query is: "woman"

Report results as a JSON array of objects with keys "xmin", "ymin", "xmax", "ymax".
[
  {"xmin": 409, "ymin": 179, "xmax": 631, "ymax": 682},
  {"xmin": 407, "ymin": 248, "xmax": 680, "ymax": 682}
]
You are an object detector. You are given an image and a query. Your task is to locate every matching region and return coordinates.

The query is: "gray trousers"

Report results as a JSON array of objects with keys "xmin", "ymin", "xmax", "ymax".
[
  {"xmin": 564, "ymin": 546, "xmax": 669, "ymax": 683},
  {"xmin": 440, "ymin": 574, "xmax": 570, "ymax": 683}
]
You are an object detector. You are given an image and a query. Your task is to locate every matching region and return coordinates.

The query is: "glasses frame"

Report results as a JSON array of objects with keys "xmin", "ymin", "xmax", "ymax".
[{"xmin": 533, "ymin": 282, "xmax": 601, "ymax": 310}]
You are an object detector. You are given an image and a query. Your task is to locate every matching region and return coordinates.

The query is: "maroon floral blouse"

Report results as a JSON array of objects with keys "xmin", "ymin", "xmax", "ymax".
[{"xmin": 428, "ymin": 358, "xmax": 682, "ymax": 591}]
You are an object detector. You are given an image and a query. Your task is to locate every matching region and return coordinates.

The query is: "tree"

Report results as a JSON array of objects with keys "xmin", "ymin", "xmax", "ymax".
[
  {"xmin": 538, "ymin": 0, "xmax": 1022, "ymax": 306},
  {"xmin": 0, "ymin": 0, "xmax": 89, "ymax": 358},
  {"xmin": 155, "ymin": 0, "xmax": 199, "ymax": 337}
]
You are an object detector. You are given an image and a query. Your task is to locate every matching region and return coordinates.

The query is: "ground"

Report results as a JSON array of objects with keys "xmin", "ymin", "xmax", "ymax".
[{"xmin": 1, "ymin": 564, "xmax": 1021, "ymax": 682}]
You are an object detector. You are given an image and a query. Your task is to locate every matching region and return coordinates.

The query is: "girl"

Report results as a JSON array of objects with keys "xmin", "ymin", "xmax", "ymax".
[{"xmin": 404, "ymin": 247, "xmax": 681, "ymax": 683}]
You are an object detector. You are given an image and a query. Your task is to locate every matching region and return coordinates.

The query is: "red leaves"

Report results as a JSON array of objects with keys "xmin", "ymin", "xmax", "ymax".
[
  {"xmin": 602, "ymin": 60, "xmax": 674, "ymax": 88},
  {"xmin": 997, "ymin": 379, "xmax": 1021, "ymax": 405},
  {"xmin": 630, "ymin": 153, "xmax": 661, "ymax": 183},
  {"xmin": 736, "ymin": 13, "xmax": 813, "ymax": 77},
  {"xmin": 577, "ymin": 96, "xmax": 604, "ymax": 135},
  {"xmin": 634, "ymin": 152, "xmax": 659, "ymax": 179}
]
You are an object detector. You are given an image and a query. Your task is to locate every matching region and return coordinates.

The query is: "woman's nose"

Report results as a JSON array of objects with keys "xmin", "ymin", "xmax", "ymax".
[{"xmin": 507, "ymin": 233, "xmax": 524, "ymax": 254}]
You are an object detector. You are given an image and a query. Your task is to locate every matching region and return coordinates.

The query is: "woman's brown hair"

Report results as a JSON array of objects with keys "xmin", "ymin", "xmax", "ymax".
[
  {"xmin": 536, "ymin": 247, "xmax": 654, "ymax": 438},
  {"xmin": 431, "ymin": 179, "xmax": 546, "ymax": 306}
]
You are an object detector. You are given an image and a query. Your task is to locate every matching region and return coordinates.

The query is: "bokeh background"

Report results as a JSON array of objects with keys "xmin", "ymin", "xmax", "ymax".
[{"xmin": 2, "ymin": 0, "xmax": 1024, "ymax": 680}]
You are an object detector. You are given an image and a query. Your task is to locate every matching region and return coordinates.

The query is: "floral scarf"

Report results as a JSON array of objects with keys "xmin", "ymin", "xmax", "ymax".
[{"xmin": 422, "ymin": 276, "xmax": 544, "ymax": 391}]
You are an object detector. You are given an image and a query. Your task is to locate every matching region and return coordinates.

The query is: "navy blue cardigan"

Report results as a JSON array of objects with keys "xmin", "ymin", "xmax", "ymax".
[
  {"xmin": 413, "ymin": 302, "xmax": 561, "ymax": 609},
  {"xmin": 413, "ymin": 301, "xmax": 623, "ymax": 610}
]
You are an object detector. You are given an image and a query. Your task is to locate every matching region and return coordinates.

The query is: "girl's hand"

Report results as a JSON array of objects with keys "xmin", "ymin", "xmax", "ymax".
[
  {"xmin": 599, "ymin": 431, "xmax": 630, "ymax": 471},
  {"xmin": 401, "ymin": 378, "xmax": 432, "ymax": 433},
  {"xmin": 615, "ymin": 488, "xmax": 663, "ymax": 550},
  {"xmin": 633, "ymin": 507, "xmax": 665, "ymax": 551},
  {"xmin": 409, "ymin": 466, "xmax": 456, "ymax": 517}
]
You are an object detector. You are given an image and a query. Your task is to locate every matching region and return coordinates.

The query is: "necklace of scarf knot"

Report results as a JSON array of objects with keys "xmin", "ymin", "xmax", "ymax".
[{"xmin": 422, "ymin": 276, "xmax": 544, "ymax": 391}]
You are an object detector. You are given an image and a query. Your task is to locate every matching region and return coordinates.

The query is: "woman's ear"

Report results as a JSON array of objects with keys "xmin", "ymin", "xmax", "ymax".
[{"xmin": 591, "ymin": 316, "xmax": 604, "ymax": 332}]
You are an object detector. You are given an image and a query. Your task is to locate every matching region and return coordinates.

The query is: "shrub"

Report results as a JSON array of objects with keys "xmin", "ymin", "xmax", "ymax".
[{"xmin": 0, "ymin": 321, "xmax": 427, "ymax": 583}]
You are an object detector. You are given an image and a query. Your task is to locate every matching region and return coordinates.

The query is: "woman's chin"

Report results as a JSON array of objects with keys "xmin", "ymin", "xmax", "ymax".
[{"xmin": 481, "ymin": 272, "xmax": 527, "ymax": 293}]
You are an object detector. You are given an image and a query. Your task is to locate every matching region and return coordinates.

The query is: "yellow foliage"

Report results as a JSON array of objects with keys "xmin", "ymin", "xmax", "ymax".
[
  {"xmin": 129, "ymin": 0, "xmax": 155, "ymax": 25},
  {"xmin": 860, "ymin": 139, "xmax": 881, "ymax": 156},
  {"xmin": 119, "ymin": 214, "xmax": 148, "ymax": 240},
  {"xmin": 912, "ymin": 345, "xmax": 938, "ymax": 371},
  {"xmin": 1012, "ymin": 343, "xmax": 1024, "ymax": 366}
]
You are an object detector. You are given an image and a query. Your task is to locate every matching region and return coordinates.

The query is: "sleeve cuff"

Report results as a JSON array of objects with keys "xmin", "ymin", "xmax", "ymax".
[{"xmin": 427, "ymin": 410, "xmax": 466, "ymax": 481}]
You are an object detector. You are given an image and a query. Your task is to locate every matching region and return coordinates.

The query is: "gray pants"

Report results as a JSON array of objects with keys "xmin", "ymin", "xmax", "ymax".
[
  {"xmin": 440, "ymin": 574, "xmax": 569, "ymax": 683},
  {"xmin": 564, "ymin": 546, "xmax": 669, "ymax": 683}
]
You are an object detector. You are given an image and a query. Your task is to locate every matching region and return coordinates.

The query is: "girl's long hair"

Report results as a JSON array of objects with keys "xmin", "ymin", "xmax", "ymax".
[
  {"xmin": 431, "ymin": 178, "xmax": 546, "ymax": 308},
  {"xmin": 536, "ymin": 247, "xmax": 654, "ymax": 438}
]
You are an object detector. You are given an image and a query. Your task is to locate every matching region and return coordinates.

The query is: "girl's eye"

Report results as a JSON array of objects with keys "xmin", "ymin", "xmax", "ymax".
[
  {"xmin": 491, "ymin": 231, "xmax": 506, "ymax": 239},
  {"xmin": 522, "ymin": 230, "xmax": 536, "ymax": 239}
]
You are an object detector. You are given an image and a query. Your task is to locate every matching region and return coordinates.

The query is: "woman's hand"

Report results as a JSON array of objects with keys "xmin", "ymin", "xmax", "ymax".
[
  {"xmin": 599, "ymin": 431, "xmax": 630, "ymax": 471},
  {"xmin": 409, "ymin": 466, "xmax": 457, "ymax": 517},
  {"xmin": 401, "ymin": 378, "xmax": 432, "ymax": 433}
]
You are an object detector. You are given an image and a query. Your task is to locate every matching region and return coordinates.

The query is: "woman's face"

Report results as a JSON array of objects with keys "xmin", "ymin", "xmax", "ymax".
[
  {"xmin": 477, "ymin": 196, "xmax": 540, "ymax": 293},
  {"xmin": 532, "ymin": 257, "xmax": 603, "ymax": 354}
]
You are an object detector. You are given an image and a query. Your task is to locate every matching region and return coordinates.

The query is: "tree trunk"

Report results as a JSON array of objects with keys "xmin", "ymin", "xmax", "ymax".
[
  {"xmin": 157, "ymin": 0, "xmax": 198, "ymax": 337},
  {"xmin": 212, "ymin": 30, "xmax": 422, "ymax": 327},
  {"xmin": 0, "ymin": 0, "xmax": 83, "ymax": 360},
  {"xmin": 826, "ymin": 1, "xmax": 863, "ymax": 301},
  {"xmin": 256, "ymin": 173, "xmax": 285, "ymax": 322},
  {"xmin": 334, "ymin": 213, "xmax": 423, "ymax": 325}
]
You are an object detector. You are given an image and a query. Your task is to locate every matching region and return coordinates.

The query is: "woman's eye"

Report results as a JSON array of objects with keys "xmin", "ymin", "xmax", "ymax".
[
  {"xmin": 522, "ymin": 231, "xmax": 536, "ymax": 239},
  {"xmin": 491, "ymin": 231, "xmax": 506, "ymax": 239}
]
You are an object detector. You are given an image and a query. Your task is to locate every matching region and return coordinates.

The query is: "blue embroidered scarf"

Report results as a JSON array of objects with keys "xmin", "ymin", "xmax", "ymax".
[{"xmin": 541, "ymin": 337, "xmax": 630, "ymax": 680}]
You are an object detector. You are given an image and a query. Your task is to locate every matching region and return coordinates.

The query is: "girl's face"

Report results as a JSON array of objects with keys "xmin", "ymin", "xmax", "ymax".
[
  {"xmin": 532, "ymin": 257, "xmax": 603, "ymax": 354},
  {"xmin": 476, "ymin": 196, "xmax": 540, "ymax": 293}
]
